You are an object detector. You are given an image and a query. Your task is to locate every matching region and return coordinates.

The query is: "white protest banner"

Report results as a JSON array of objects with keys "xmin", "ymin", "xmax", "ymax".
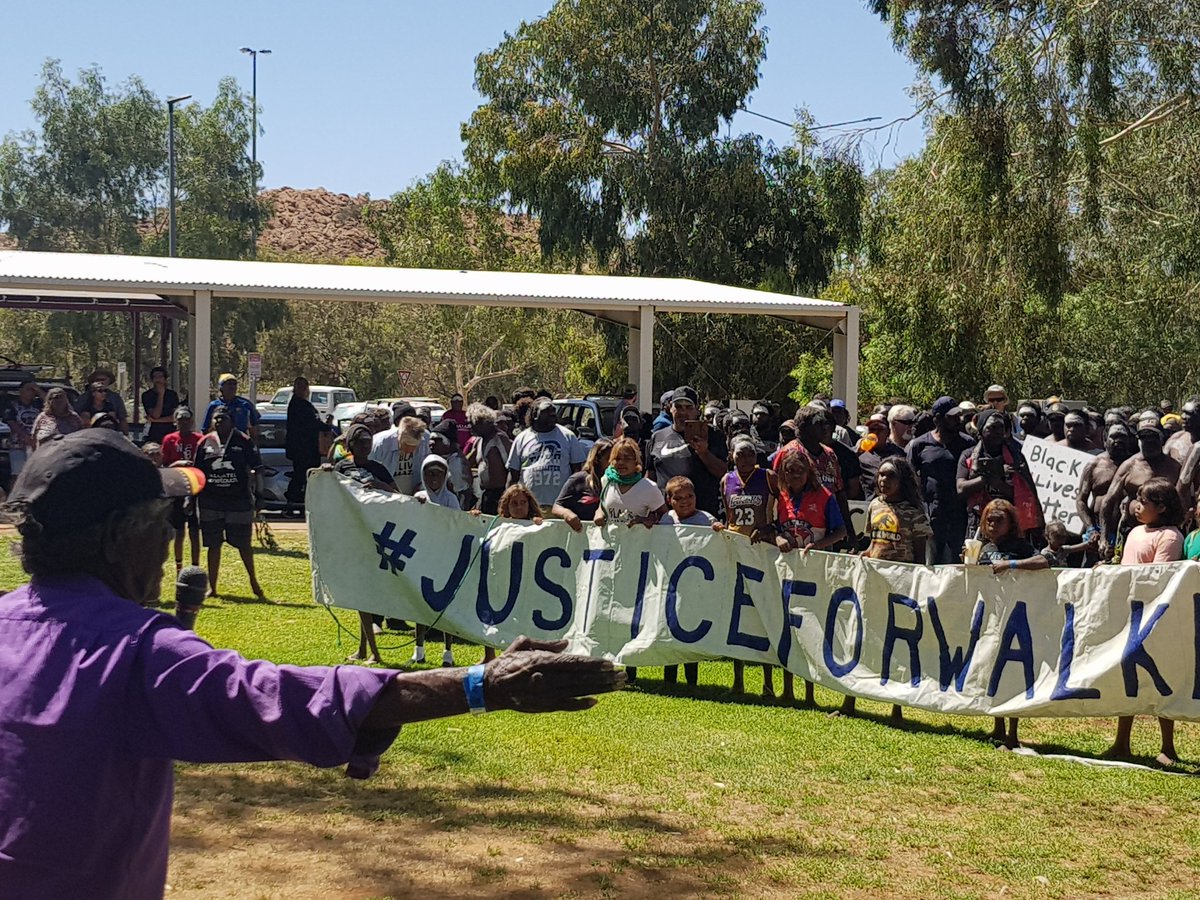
[
  {"xmin": 1022, "ymin": 436, "xmax": 1096, "ymax": 534},
  {"xmin": 308, "ymin": 471, "xmax": 1200, "ymax": 721}
]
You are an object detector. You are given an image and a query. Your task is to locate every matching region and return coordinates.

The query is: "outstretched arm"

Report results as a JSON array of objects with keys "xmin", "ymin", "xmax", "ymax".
[{"xmin": 361, "ymin": 637, "xmax": 624, "ymax": 726}]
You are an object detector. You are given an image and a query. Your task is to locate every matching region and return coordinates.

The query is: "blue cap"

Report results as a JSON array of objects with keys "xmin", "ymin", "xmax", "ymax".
[
  {"xmin": 931, "ymin": 396, "xmax": 957, "ymax": 418},
  {"xmin": 831, "ymin": 399, "xmax": 847, "ymax": 409}
]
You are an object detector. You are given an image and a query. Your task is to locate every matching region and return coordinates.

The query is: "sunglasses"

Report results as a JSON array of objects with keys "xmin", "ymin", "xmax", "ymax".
[{"xmin": 894, "ymin": 417, "xmax": 915, "ymax": 426}]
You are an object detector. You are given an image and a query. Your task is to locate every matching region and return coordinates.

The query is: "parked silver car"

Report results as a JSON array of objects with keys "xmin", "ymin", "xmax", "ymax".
[{"xmin": 254, "ymin": 412, "xmax": 296, "ymax": 513}]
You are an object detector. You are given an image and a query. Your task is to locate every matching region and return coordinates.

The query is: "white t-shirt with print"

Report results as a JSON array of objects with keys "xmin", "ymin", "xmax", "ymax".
[
  {"xmin": 506, "ymin": 426, "xmax": 588, "ymax": 507},
  {"xmin": 600, "ymin": 477, "xmax": 664, "ymax": 524}
]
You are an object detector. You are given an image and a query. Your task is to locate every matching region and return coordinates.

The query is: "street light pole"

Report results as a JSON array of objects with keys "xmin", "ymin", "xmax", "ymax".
[
  {"xmin": 239, "ymin": 47, "xmax": 271, "ymax": 254},
  {"xmin": 167, "ymin": 95, "xmax": 191, "ymax": 259},
  {"xmin": 167, "ymin": 94, "xmax": 191, "ymax": 391}
]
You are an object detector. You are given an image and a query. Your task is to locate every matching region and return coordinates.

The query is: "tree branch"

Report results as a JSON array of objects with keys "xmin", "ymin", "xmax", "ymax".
[
  {"xmin": 1100, "ymin": 94, "xmax": 1190, "ymax": 147},
  {"xmin": 463, "ymin": 365, "xmax": 524, "ymax": 397}
]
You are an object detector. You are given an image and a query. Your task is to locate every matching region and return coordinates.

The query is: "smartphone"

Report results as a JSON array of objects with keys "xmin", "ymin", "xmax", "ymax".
[
  {"xmin": 976, "ymin": 457, "xmax": 1005, "ymax": 479},
  {"xmin": 683, "ymin": 419, "xmax": 708, "ymax": 444}
]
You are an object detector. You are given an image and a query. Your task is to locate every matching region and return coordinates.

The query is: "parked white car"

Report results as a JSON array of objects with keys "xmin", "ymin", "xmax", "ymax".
[
  {"xmin": 257, "ymin": 385, "xmax": 357, "ymax": 419},
  {"xmin": 375, "ymin": 397, "xmax": 446, "ymax": 425}
]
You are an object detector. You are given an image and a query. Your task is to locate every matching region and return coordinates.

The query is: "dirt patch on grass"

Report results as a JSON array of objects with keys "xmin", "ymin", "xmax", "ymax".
[{"xmin": 167, "ymin": 767, "xmax": 799, "ymax": 898}]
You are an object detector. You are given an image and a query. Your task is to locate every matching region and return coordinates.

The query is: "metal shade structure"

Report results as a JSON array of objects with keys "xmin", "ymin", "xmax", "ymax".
[{"xmin": 0, "ymin": 250, "xmax": 860, "ymax": 411}]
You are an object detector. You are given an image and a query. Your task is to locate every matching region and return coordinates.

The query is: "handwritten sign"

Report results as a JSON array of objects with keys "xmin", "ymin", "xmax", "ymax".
[{"xmin": 1022, "ymin": 436, "xmax": 1096, "ymax": 534}]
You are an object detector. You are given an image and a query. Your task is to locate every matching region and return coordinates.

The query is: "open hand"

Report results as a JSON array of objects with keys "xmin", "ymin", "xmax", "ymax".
[{"xmin": 484, "ymin": 636, "xmax": 626, "ymax": 713}]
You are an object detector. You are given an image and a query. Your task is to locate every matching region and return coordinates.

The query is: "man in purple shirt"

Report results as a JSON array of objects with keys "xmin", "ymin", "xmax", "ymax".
[{"xmin": 0, "ymin": 430, "xmax": 623, "ymax": 899}]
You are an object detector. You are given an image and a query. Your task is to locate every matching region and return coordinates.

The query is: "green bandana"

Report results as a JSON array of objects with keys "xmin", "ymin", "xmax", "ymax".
[{"xmin": 604, "ymin": 465, "xmax": 643, "ymax": 486}]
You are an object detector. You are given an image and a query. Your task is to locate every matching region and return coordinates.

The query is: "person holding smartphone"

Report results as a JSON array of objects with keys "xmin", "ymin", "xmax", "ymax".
[
  {"xmin": 646, "ymin": 385, "xmax": 729, "ymax": 519},
  {"xmin": 956, "ymin": 408, "xmax": 1045, "ymax": 545}
]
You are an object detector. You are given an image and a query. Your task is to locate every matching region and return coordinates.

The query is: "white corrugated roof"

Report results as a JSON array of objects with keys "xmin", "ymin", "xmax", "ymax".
[{"xmin": 0, "ymin": 251, "xmax": 851, "ymax": 325}]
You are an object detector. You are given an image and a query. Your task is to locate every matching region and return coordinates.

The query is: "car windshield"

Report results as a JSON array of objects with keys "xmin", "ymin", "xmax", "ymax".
[
  {"xmin": 311, "ymin": 391, "xmax": 329, "ymax": 405},
  {"xmin": 269, "ymin": 389, "xmax": 292, "ymax": 405}
]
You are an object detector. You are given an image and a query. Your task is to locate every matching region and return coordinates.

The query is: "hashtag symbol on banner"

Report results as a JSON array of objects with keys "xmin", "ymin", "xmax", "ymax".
[{"xmin": 373, "ymin": 521, "xmax": 417, "ymax": 575}]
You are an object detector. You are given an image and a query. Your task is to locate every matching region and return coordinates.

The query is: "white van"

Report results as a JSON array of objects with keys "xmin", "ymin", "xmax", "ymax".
[{"xmin": 258, "ymin": 385, "xmax": 357, "ymax": 419}]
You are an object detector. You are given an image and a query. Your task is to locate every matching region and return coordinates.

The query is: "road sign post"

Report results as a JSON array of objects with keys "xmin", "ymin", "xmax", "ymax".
[{"xmin": 247, "ymin": 352, "xmax": 262, "ymax": 403}]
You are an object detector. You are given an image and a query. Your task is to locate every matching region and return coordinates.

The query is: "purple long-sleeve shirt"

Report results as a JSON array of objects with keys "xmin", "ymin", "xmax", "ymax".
[{"xmin": 0, "ymin": 576, "xmax": 400, "ymax": 899}]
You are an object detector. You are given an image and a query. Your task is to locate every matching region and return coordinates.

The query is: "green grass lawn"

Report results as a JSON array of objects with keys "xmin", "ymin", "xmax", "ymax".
[{"xmin": 4, "ymin": 531, "xmax": 1200, "ymax": 899}]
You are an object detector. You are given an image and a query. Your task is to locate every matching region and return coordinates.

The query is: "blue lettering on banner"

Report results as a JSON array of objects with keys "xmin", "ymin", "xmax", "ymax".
[
  {"xmin": 1121, "ymin": 601, "xmax": 1172, "ymax": 697},
  {"xmin": 822, "ymin": 587, "xmax": 862, "ymax": 677},
  {"xmin": 881, "ymin": 593, "xmax": 923, "ymax": 687},
  {"xmin": 420, "ymin": 534, "xmax": 474, "ymax": 612},
  {"xmin": 372, "ymin": 521, "xmax": 417, "ymax": 574},
  {"xmin": 532, "ymin": 547, "xmax": 573, "ymax": 631},
  {"xmin": 476, "ymin": 539, "xmax": 524, "ymax": 627},
  {"xmin": 988, "ymin": 602, "xmax": 1035, "ymax": 699},
  {"xmin": 777, "ymin": 581, "xmax": 813, "ymax": 667},
  {"xmin": 630, "ymin": 552, "xmax": 651, "ymax": 640},
  {"xmin": 1051, "ymin": 603, "xmax": 1100, "ymax": 701},
  {"xmin": 927, "ymin": 597, "xmax": 984, "ymax": 692},
  {"xmin": 728, "ymin": 564, "xmax": 770, "ymax": 652},
  {"xmin": 665, "ymin": 556, "xmax": 714, "ymax": 643}
]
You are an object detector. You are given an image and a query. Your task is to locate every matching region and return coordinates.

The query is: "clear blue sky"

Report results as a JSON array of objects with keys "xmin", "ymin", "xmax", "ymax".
[{"xmin": 0, "ymin": 1, "xmax": 925, "ymax": 199}]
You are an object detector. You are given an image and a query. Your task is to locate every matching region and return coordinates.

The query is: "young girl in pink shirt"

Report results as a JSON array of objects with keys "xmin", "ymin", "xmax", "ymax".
[{"xmin": 1114, "ymin": 477, "xmax": 1185, "ymax": 765}]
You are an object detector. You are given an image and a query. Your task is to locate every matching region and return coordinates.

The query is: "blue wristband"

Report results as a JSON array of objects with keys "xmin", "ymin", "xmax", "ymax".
[
  {"xmin": 1009, "ymin": 559, "xmax": 1017, "ymax": 570},
  {"xmin": 464, "ymin": 664, "xmax": 487, "ymax": 714}
]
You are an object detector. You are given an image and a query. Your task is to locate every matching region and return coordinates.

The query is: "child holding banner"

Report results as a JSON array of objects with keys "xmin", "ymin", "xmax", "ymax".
[
  {"xmin": 977, "ymin": 499, "xmax": 1050, "ymax": 748},
  {"xmin": 498, "ymin": 483, "xmax": 544, "ymax": 524},
  {"xmin": 1113, "ymin": 477, "xmax": 1184, "ymax": 766},
  {"xmin": 839, "ymin": 457, "xmax": 931, "ymax": 720},
  {"xmin": 775, "ymin": 449, "xmax": 847, "ymax": 704},
  {"xmin": 594, "ymin": 438, "xmax": 665, "ymax": 528},
  {"xmin": 660, "ymin": 476, "xmax": 719, "ymax": 526},
  {"xmin": 413, "ymin": 456, "xmax": 463, "ymax": 666},
  {"xmin": 724, "ymin": 437, "xmax": 779, "ymax": 697},
  {"xmin": 656, "ymin": 476, "xmax": 718, "ymax": 688}
]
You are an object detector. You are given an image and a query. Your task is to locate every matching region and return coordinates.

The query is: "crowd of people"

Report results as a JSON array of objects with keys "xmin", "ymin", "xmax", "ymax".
[
  {"xmin": 7, "ymin": 368, "xmax": 1197, "ymax": 764},
  {"xmin": 1, "ymin": 368, "xmax": 274, "ymax": 602},
  {"xmin": 330, "ymin": 382, "xmax": 1200, "ymax": 765}
]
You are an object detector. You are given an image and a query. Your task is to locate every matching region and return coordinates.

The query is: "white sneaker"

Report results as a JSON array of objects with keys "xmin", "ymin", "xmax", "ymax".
[
  {"xmin": 411, "ymin": 645, "xmax": 426, "ymax": 664},
  {"xmin": 442, "ymin": 649, "xmax": 454, "ymax": 667}
]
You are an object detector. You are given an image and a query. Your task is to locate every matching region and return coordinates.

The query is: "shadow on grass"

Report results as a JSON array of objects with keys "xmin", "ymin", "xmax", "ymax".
[
  {"xmin": 1021, "ymin": 739, "xmax": 1200, "ymax": 774},
  {"xmin": 627, "ymin": 676, "xmax": 1034, "ymax": 746},
  {"xmin": 169, "ymin": 765, "xmax": 835, "ymax": 896},
  {"xmin": 212, "ymin": 593, "xmax": 313, "ymax": 610},
  {"xmin": 253, "ymin": 546, "xmax": 309, "ymax": 560}
]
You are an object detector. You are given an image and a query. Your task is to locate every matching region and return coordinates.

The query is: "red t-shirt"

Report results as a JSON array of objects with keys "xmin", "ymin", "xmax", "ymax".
[
  {"xmin": 777, "ymin": 484, "xmax": 843, "ymax": 548},
  {"xmin": 161, "ymin": 431, "xmax": 202, "ymax": 466}
]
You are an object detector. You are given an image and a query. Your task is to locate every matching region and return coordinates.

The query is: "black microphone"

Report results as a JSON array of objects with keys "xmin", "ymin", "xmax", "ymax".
[{"xmin": 174, "ymin": 566, "xmax": 208, "ymax": 630}]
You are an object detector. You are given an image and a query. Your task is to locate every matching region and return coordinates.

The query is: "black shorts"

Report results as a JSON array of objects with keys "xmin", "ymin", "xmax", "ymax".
[
  {"xmin": 199, "ymin": 507, "xmax": 254, "ymax": 550},
  {"xmin": 169, "ymin": 498, "xmax": 199, "ymax": 533}
]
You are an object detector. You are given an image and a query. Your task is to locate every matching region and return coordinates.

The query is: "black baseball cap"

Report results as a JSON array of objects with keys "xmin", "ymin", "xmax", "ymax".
[
  {"xmin": 3, "ymin": 429, "xmax": 205, "ymax": 536},
  {"xmin": 345, "ymin": 423, "xmax": 373, "ymax": 445},
  {"xmin": 672, "ymin": 386, "xmax": 700, "ymax": 407}
]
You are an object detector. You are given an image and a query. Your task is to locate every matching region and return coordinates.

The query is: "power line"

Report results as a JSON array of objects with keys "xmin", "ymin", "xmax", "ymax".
[{"xmin": 740, "ymin": 107, "xmax": 882, "ymax": 132}]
